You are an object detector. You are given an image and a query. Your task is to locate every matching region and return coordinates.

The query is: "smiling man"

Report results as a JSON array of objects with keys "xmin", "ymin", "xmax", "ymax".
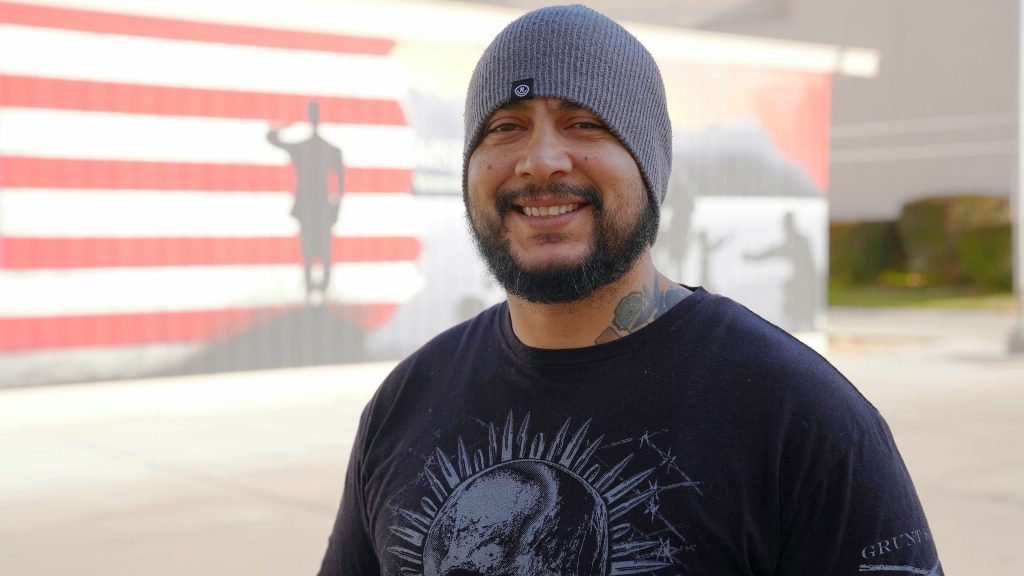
[
  {"xmin": 467, "ymin": 96, "xmax": 686, "ymax": 346},
  {"xmin": 318, "ymin": 6, "xmax": 941, "ymax": 576}
]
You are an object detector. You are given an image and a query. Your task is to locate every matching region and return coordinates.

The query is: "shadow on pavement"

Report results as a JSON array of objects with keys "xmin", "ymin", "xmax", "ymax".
[{"xmin": 154, "ymin": 306, "xmax": 366, "ymax": 376}]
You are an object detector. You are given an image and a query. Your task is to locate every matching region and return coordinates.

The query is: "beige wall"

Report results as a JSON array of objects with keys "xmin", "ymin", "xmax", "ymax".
[{"xmin": 704, "ymin": 0, "xmax": 1018, "ymax": 222}]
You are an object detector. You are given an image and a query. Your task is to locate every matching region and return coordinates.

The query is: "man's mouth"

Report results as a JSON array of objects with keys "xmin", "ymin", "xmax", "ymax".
[{"xmin": 518, "ymin": 203, "xmax": 582, "ymax": 217}]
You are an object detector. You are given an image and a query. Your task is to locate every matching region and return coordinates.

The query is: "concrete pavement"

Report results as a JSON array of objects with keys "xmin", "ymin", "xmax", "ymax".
[
  {"xmin": 1, "ymin": 308, "xmax": 1022, "ymax": 575},
  {"xmin": 0, "ymin": 363, "xmax": 393, "ymax": 576}
]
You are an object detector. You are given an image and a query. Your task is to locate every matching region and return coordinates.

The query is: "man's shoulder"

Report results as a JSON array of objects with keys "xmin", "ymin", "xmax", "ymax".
[
  {"xmin": 681, "ymin": 294, "xmax": 887, "ymax": 495},
  {"xmin": 405, "ymin": 301, "xmax": 504, "ymax": 368},
  {"xmin": 366, "ymin": 302, "xmax": 506, "ymax": 409},
  {"xmin": 686, "ymin": 293, "xmax": 879, "ymax": 429}
]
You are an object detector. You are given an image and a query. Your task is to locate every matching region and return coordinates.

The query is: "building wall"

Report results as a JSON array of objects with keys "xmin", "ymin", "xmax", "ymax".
[{"xmin": 701, "ymin": 0, "xmax": 1020, "ymax": 222}]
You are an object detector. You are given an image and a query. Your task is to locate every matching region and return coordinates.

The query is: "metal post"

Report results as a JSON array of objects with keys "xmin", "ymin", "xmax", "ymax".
[{"xmin": 1011, "ymin": 0, "xmax": 1024, "ymax": 353}]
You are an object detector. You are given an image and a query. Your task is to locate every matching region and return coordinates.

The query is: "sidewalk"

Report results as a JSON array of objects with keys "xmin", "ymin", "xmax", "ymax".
[
  {"xmin": 1, "ymin": 309, "xmax": 1022, "ymax": 575},
  {"xmin": 0, "ymin": 363, "xmax": 394, "ymax": 576}
]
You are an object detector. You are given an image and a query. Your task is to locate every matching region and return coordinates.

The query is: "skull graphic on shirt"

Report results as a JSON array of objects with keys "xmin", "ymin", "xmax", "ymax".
[{"xmin": 423, "ymin": 460, "xmax": 608, "ymax": 576}]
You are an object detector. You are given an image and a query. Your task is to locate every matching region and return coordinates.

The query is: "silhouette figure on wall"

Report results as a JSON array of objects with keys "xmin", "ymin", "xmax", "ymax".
[
  {"xmin": 697, "ymin": 231, "xmax": 729, "ymax": 294},
  {"xmin": 745, "ymin": 213, "xmax": 818, "ymax": 332},
  {"xmin": 657, "ymin": 165, "xmax": 699, "ymax": 281},
  {"xmin": 267, "ymin": 101, "xmax": 344, "ymax": 305}
]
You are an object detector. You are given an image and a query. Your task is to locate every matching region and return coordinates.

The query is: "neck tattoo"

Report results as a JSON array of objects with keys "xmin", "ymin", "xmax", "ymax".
[{"xmin": 594, "ymin": 274, "xmax": 688, "ymax": 344}]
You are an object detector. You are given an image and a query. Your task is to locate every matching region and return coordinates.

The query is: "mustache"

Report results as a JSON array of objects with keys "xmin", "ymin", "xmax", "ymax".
[{"xmin": 494, "ymin": 182, "xmax": 603, "ymax": 216}]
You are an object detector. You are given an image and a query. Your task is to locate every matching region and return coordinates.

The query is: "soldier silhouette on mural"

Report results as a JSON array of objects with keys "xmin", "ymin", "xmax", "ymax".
[
  {"xmin": 745, "ymin": 212, "xmax": 818, "ymax": 332},
  {"xmin": 267, "ymin": 101, "xmax": 344, "ymax": 306}
]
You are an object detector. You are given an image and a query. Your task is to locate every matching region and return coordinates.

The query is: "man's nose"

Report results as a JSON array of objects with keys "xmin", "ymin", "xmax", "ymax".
[{"xmin": 515, "ymin": 123, "xmax": 572, "ymax": 184}]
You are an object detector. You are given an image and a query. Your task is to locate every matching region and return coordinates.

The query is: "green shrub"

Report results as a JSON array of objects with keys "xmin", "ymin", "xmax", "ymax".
[
  {"xmin": 898, "ymin": 199, "xmax": 953, "ymax": 279},
  {"xmin": 830, "ymin": 221, "xmax": 903, "ymax": 286},
  {"xmin": 898, "ymin": 195, "xmax": 1010, "ymax": 286},
  {"xmin": 957, "ymin": 224, "xmax": 1012, "ymax": 292},
  {"xmin": 830, "ymin": 195, "xmax": 1012, "ymax": 293}
]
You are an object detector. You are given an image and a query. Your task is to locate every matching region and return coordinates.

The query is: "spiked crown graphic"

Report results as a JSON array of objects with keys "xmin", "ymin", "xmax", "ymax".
[{"xmin": 388, "ymin": 412, "xmax": 681, "ymax": 576}]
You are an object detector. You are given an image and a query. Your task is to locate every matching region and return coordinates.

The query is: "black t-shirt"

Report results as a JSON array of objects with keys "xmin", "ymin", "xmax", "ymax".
[{"xmin": 319, "ymin": 289, "xmax": 942, "ymax": 576}]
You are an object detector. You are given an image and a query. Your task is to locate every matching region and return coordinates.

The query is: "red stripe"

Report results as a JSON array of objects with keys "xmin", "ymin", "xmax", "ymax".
[
  {"xmin": 0, "ymin": 309, "xmax": 268, "ymax": 351},
  {"xmin": 0, "ymin": 1, "xmax": 395, "ymax": 55},
  {"xmin": 0, "ymin": 158, "xmax": 414, "ymax": 192},
  {"xmin": 0, "ymin": 75, "xmax": 407, "ymax": 125},
  {"xmin": 0, "ymin": 237, "xmax": 423, "ymax": 269},
  {"xmin": 0, "ymin": 304, "xmax": 398, "ymax": 351}
]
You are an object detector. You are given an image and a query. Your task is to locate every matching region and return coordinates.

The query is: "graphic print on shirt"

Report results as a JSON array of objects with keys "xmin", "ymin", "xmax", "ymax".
[
  {"xmin": 387, "ymin": 411, "xmax": 702, "ymax": 576},
  {"xmin": 858, "ymin": 562, "xmax": 942, "ymax": 575},
  {"xmin": 859, "ymin": 530, "xmax": 943, "ymax": 575}
]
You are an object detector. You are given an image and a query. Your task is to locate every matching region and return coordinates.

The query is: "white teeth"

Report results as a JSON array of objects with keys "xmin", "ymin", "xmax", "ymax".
[{"xmin": 522, "ymin": 203, "xmax": 581, "ymax": 217}]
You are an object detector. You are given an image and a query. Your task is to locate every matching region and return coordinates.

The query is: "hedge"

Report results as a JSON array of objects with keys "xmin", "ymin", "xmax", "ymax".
[
  {"xmin": 830, "ymin": 194, "xmax": 1012, "ymax": 292},
  {"xmin": 898, "ymin": 195, "xmax": 1010, "ymax": 284},
  {"xmin": 830, "ymin": 221, "xmax": 903, "ymax": 285},
  {"xmin": 957, "ymin": 224, "xmax": 1012, "ymax": 291}
]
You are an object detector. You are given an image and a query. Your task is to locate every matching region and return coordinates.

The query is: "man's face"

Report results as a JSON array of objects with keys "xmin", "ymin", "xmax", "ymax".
[{"xmin": 466, "ymin": 97, "xmax": 658, "ymax": 304}]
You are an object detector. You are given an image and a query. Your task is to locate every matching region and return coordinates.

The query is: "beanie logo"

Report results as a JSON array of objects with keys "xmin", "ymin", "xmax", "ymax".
[{"xmin": 511, "ymin": 79, "xmax": 534, "ymax": 100}]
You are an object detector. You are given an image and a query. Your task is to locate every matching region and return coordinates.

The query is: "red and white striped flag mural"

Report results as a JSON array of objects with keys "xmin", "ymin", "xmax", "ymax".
[{"xmin": 0, "ymin": 1, "xmax": 425, "ymax": 382}]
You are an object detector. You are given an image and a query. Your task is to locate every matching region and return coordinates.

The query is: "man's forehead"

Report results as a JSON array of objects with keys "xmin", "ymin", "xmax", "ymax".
[{"xmin": 496, "ymin": 98, "xmax": 587, "ymax": 113}]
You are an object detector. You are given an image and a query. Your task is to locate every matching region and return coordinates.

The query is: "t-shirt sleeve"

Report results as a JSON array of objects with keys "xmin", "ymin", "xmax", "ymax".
[
  {"xmin": 777, "ymin": 415, "xmax": 943, "ymax": 576},
  {"xmin": 317, "ymin": 407, "xmax": 381, "ymax": 576}
]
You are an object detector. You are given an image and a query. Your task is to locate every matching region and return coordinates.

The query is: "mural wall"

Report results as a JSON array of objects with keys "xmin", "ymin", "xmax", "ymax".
[
  {"xmin": 654, "ymin": 65, "xmax": 831, "ymax": 334},
  {"xmin": 0, "ymin": 0, "xmax": 831, "ymax": 387}
]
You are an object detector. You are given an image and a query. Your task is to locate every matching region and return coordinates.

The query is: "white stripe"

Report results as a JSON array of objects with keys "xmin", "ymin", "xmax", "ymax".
[
  {"xmin": 0, "ymin": 263, "xmax": 425, "ymax": 317},
  {"xmin": 0, "ymin": 108, "xmax": 415, "ymax": 168},
  {"xmin": 0, "ymin": 24, "xmax": 409, "ymax": 99},
  {"xmin": 0, "ymin": 190, "xmax": 426, "ymax": 238}
]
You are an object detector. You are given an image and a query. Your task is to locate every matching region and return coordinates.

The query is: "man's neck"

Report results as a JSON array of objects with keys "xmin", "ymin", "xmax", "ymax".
[{"xmin": 506, "ymin": 254, "xmax": 691, "ymax": 349}]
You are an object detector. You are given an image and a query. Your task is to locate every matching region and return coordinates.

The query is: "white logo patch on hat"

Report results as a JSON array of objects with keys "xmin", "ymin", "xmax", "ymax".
[{"xmin": 511, "ymin": 79, "xmax": 534, "ymax": 100}]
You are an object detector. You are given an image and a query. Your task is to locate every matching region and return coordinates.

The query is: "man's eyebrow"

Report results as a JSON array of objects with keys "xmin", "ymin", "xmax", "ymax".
[{"xmin": 556, "ymin": 101, "xmax": 585, "ymax": 112}]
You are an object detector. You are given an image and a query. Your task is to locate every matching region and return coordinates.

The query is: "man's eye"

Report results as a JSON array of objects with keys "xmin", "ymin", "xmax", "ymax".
[
  {"xmin": 573, "ymin": 121, "xmax": 603, "ymax": 129},
  {"xmin": 492, "ymin": 122, "xmax": 518, "ymax": 132}
]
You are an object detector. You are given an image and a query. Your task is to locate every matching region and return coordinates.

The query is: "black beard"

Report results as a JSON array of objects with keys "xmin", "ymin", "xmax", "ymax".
[{"xmin": 467, "ymin": 181, "xmax": 659, "ymax": 304}]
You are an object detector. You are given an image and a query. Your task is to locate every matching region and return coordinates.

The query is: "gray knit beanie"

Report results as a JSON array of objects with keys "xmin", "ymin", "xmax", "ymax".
[{"xmin": 463, "ymin": 4, "xmax": 672, "ymax": 205}]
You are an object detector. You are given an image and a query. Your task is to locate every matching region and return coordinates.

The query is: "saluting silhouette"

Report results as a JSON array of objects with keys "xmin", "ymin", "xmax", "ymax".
[{"xmin": 267, "ymin": 101, "xmax": 344, "ymax": 304}]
